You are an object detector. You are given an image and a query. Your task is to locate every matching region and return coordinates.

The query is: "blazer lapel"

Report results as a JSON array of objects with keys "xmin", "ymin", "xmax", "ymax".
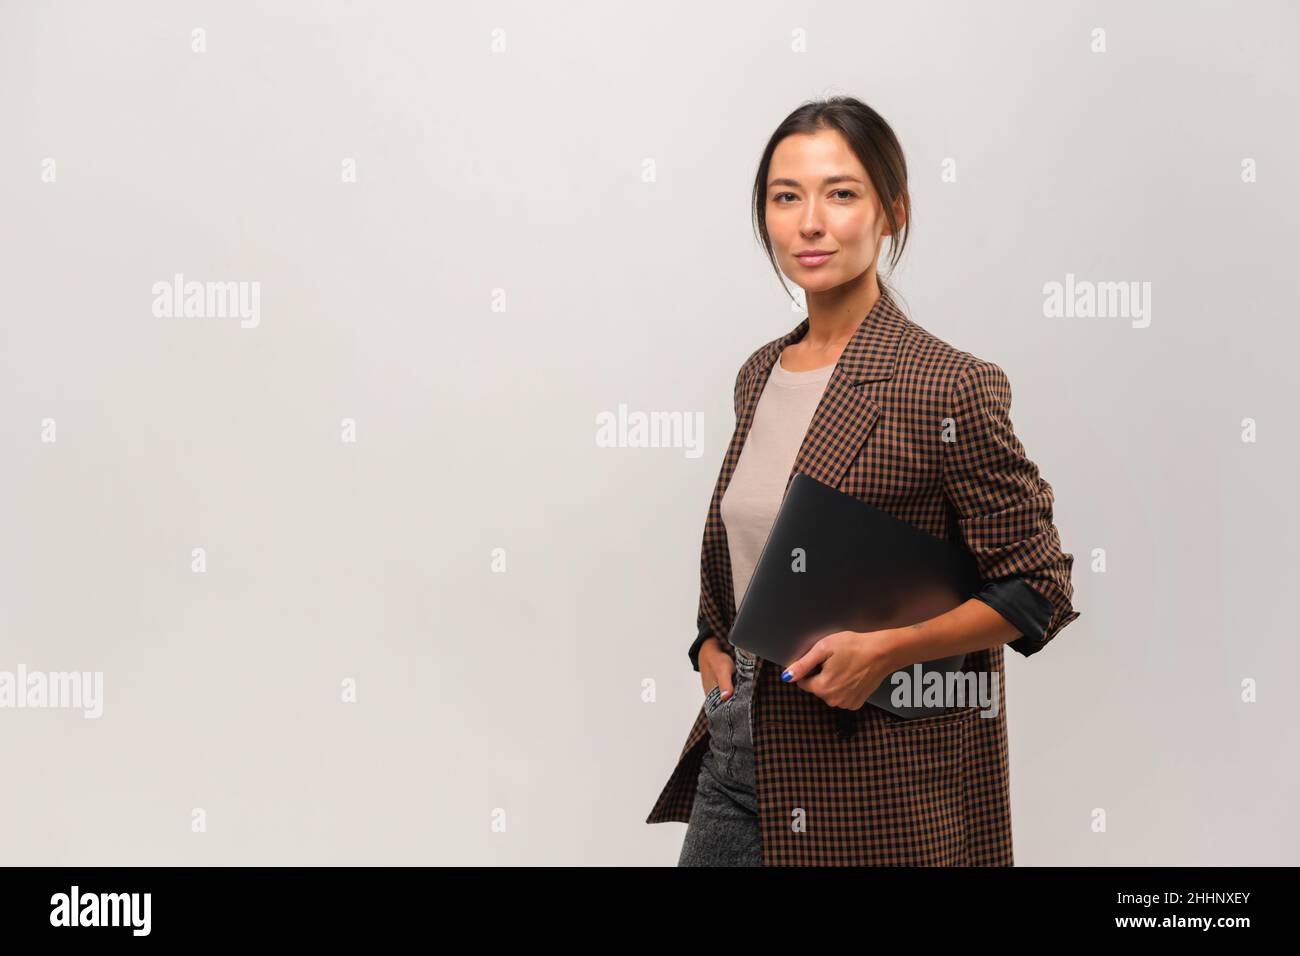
[{"xmin": 728, "ymin": 287, "xmax": 905, "ymax": 497}]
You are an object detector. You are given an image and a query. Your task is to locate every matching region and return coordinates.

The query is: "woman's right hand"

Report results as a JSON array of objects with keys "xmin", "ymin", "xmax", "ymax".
[{"xmin": 698, "ymin": 637, "xmax": 736, "ymax": 703}]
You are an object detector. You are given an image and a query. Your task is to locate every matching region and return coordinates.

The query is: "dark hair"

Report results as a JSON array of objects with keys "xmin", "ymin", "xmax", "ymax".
[{"xmin": 751, "ymin": 96, "xmax": 911, "ymax": 304}]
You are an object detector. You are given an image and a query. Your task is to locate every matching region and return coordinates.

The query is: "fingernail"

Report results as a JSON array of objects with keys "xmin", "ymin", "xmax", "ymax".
[{"xmin": 781, "ymin": 670, "xmax": 792, "ymax": 681}]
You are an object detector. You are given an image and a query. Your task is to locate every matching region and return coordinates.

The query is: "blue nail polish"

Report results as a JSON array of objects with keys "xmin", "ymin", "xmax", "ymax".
[{"xmin": 781, "ymin": 669, "xmax": 792, "ymax": 681}]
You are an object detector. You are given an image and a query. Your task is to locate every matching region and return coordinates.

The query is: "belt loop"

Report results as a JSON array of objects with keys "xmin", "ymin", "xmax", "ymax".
[{"xmin": 834, "ymin": 709, "xmax": 856, "ymax": 739}]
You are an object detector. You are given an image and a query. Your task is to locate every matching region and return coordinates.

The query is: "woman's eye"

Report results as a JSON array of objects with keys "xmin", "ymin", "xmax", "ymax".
[{"xmin": 772, "ymin": 190, "xmax": 854, "ymax": 203}]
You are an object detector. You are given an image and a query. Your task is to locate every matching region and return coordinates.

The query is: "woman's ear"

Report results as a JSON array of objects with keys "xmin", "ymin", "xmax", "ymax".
[{"xmin": 888, "ymin": 194, "xmax": 908, "ymax": 233}]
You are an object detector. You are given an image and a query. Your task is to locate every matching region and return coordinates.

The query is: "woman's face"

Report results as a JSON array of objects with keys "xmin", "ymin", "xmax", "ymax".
[{"xmin": 764, "ymin": 129, "xmax": 894, "ymax": 293}]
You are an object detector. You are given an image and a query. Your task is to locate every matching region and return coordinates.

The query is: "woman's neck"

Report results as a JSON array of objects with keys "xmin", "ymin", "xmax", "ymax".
[{"xmin": 801, "ymin": 268, "xmax": 882, "ymax": 350}]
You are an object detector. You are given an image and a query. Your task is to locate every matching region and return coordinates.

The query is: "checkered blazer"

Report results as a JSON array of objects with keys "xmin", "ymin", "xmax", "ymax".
[{"xmin": 645, "ymin": 287, "xmax": 1081, "ymax": 866}]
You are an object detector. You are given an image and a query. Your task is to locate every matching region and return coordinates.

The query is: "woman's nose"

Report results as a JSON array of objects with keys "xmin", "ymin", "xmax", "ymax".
[{"xmin": 799, "ymin": 206, "xmax": 824, "ymax": 234}]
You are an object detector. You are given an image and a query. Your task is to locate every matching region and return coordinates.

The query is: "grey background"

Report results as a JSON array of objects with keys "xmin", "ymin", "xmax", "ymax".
[{"xmin": 1, "ymin": 0, "xmax": 1296, "ymax": 865}]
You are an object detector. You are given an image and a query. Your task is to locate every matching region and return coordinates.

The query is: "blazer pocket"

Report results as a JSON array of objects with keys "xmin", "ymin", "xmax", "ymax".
[
  {"xmin": 881, "ymin": 704, "xmax": 979, "ymax": 734},
  {"xmin": 861, "ymin": 709, "xmax": 974, "ymax": 864}
]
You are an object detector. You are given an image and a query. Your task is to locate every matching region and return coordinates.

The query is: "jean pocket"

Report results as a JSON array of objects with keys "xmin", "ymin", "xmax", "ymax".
[{"xmin": 704, "ymin": 683, "xmax": 728, "ymax": 716}]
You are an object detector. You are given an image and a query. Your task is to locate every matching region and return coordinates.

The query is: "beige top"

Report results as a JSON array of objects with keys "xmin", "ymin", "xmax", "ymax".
[{"xmin": 720, "ymin": 349, "xmax": 837, "ymax": 661}]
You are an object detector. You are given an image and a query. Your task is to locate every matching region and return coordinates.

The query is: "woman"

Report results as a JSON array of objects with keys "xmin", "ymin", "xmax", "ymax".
[{"xmin": 645, "ymin": 96, "xmax": 1082, "ymax": 866}]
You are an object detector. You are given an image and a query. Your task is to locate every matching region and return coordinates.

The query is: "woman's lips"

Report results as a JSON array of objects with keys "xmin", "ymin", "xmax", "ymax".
[{"xmin": 794, "ymin": 251, "xmax": 835, "ymax": 267}]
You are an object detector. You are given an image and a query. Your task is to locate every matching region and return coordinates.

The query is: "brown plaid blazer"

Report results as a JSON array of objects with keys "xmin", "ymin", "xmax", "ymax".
[{"xmin": 645, "ymin": 287, "xmax": 1081, "ymax": 865}]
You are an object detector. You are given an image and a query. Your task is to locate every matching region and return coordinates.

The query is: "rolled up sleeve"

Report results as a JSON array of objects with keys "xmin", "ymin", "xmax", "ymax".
[
  {"xmin": 687, "ymin": 616, "xmax": 726, "ymax": 673},
  {"xmin": 942, "ymin": 359, "xmax": 1081, "ymax": 657}
]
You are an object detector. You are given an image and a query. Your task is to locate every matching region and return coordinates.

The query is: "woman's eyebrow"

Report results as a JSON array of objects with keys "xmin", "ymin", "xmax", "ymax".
[{"xmin": 768, "ymin": 175, "xmax": 864, "ymax": 188}]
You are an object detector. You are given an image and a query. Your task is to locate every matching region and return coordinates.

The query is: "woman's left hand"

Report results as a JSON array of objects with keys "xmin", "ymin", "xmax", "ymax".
[{"xmin": 780, "ymin": 629, "xmax": 901, "ymax": 710}]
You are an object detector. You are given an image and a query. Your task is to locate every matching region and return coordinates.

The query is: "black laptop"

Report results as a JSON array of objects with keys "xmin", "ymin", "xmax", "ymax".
[{"xmin": 727, "ymin": 472, "xmax": 984, "ymax": 718}]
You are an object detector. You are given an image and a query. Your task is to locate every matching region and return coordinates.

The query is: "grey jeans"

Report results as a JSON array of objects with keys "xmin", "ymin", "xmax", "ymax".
[{"xmin": 677, "ymin": 651, "xmax": 761, "ymax": 866}]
